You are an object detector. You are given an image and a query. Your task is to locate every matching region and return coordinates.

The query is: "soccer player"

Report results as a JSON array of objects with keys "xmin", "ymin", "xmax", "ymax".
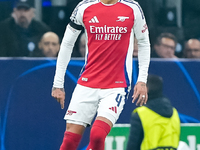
[{"xmin": 51, "ymin": 0, "xmax": 151, "ymax": 149}]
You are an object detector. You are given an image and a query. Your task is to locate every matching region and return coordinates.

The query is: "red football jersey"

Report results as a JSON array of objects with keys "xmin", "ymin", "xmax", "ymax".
[{"xmin": 53, "ymin": 0, "xmax": 150, "ymax": 89}]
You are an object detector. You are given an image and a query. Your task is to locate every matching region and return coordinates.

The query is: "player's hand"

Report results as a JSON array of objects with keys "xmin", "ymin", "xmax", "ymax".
[
  {"xmin": 51, "ymin": 87, "xmax": 65, "ymax": 109},
  {"xmin": 132, "ymin": 82, "xmax": 148, "ymax": 106}
]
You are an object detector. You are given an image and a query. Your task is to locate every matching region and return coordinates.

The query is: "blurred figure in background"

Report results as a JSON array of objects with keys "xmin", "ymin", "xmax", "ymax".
[
  {"xmin": 126, "ymin": 74, "xmax": 180, "ymax": 150},
  {"xmin": 182, "ymin": 0, "xmax": 200, "ymax": 40},
  {"xmin": 151, "ymin": 33, "xmax": 178, "ymax": 58},
  {"xmin": 183, "ymin": 39, "xmax": 200, "ymax": 58},
  {"xmin": 34, "ymin": 32, "xmax": 60, "ymax": 57},
  {"xmin": 0, "ymin": 0, "xmax": 50, "ymax": 57}
]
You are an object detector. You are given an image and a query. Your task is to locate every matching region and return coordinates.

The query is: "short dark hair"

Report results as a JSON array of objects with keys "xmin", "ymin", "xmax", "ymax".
[
  {"xmin": 155, "ymin": 33, "xmax": 177, "ymax": 46},
  {"xmin": 147, "ymin": 74, "xmax": 163, "ymax": 99}
]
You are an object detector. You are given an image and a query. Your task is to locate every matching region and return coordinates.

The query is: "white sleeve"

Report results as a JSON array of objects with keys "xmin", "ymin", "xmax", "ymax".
[
  {"xmin": 133, "ymin": 3, "xmax": 151, "ymax": 83},
  {"xmin": 53, "ymin": 24, "xmax": 81, "ymax": 88}
]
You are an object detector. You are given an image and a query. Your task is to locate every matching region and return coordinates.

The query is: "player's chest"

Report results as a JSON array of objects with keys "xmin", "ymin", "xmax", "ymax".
[{"xmin": 82, "ymin": 3, "xmax": 134, "ymax": 33}]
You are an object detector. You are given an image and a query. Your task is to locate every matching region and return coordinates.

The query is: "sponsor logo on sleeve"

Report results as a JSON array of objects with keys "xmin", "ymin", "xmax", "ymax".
[{"xmin": 142, "ymin": 24, "xmax": 148, "ymax": 33}]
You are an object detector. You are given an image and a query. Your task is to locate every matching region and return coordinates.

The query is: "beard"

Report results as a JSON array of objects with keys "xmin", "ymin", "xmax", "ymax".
[{"xmin": 17, "ymin": 16, "xmax": 29, "ymax": 28}]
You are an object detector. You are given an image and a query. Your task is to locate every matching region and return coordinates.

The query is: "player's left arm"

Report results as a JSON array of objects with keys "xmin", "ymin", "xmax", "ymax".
[{"xmin": 132, "ymin": 2, "xmax": 151, "ymax": 106}]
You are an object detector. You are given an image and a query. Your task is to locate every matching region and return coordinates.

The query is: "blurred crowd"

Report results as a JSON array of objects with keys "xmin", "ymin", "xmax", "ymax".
[{"xmin": 0, "ymin": 0, "xmax": 200, "ymax": 58}]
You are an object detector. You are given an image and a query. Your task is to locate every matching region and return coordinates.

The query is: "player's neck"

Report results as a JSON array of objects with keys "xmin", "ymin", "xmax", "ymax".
[{"xmin": 100, "ymin": 0, "xmax": 118, "ymax": 4}]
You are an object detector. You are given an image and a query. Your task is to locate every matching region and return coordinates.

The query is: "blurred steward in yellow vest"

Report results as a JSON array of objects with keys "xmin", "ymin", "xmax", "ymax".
[{"xmin": 126, "ymin": 74, "xmax": 180, "ymax": 150}]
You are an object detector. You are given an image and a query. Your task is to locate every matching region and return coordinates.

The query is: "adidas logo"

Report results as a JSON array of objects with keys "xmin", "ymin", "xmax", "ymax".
[
  {"xmin": 109, "ymin": 106, "xmax": 117, "ymax": 113},
  {"xmin": 89, "ymin": 16, "xmax": 99, "ymax": 23}
]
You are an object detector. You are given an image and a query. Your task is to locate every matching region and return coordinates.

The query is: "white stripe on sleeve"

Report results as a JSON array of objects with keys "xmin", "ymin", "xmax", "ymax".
[{"xmin": 133, "ymin": 2, "xmax": 151, "ymax": 83}]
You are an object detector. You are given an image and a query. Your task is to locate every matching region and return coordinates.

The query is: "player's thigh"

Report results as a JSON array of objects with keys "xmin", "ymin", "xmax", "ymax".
[
  {"xmin": 97, "ymin": 88, "xmax": 127, "ymax": 125},
  {"xmin": 64, "ymin": 84, "xmax": 99, "ymax": 126}
]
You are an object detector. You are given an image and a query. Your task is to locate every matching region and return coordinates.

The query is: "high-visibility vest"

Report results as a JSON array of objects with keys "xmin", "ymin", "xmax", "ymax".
[{"xmin": 134, "ymin": 106, "xmax": 180, "ymax": 150}]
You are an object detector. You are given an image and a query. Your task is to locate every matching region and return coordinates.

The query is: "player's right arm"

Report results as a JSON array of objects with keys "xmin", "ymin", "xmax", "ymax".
[
  {"xmin": 52, "ymin": 1, "xmax": 84, "ymax": 109},
  {"xmin": 51, "ymin": 24, "xmax": 82, "ymax": 109},
  {"xmin": 53, "ymin": 24, "xmax": 82, "ymax": 88},
  {"xmin": 51, "ymin": 1, "xmax": 83, "ymax": 109},
  {"xmin": 52, "ymin": 0, "xmax": 84, "ymax": 88}
]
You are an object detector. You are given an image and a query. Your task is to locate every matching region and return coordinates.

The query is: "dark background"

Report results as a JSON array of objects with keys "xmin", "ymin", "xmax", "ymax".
[{"xmin": 0, "ymin": 0, "xmax": 200, "ymax": 56}]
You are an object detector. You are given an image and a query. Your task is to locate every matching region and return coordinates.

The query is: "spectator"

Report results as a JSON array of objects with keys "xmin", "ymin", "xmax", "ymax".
[
  {"xmin": 78, "ymin": 32, "xmax": 86, "ymax": 57},
  {"xmin": 0, "ymin": 0, "xmax": 50, "ymax": 57},
  {"xmin": 34, "ymin": 32, "xmax": 60, "ymax": 57},
  {"xmin": 151, "ymin": 33, "xmax": 178, "ymax": 58},
  {"xmin": 126, "ymin": 74, "xmax": 180, "ymax": 150},
  {"xmin": 183, "ymin": 39, "xmax": 200, "ymax": 58}
]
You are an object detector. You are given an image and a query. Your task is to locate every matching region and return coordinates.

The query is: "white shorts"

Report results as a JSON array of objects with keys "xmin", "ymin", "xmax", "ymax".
[{"xmin": 64, "ymin": 84, "xmax": 128, "ymax": 126}]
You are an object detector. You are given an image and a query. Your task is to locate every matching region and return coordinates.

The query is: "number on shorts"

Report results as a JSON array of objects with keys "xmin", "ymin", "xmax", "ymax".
[{"xmin": 115, "ymin": 94, "xmax": 122, "ymax": 107}]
